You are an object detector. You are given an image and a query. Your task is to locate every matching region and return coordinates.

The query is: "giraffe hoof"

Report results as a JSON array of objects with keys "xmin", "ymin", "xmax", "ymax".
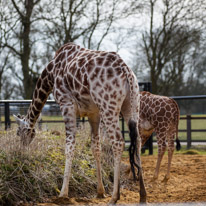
[
  {"xmin": 162, "ymin": 176, "xmax": 169, "ymax": 182},
  {"xmin": 97, "ymin": 193, "xmax": 105, "ymax": 198},
  {"xmin": 58, "ymin": 194, "xmax": 68, "ymax": 198},
  {"xmin": 53, "ymin": 196, "xmax": 75, "ymax": 204},
  {"xmin": 125, "ymin": 165, "xmax": 131, "ymax": 174},
  {"xmin": 152, "ymin": 176, "xmax": 158, "ymax": 182},
  {"xmin": 128, "ymin": 172, "xmax": 134, "ymax": 180},
  {"xmin": 151, "ymin": 179, "xmax": 156, "ymax": 183},
  {"xmin": 140, "ymin": 197, "xmax": 147, "ymax": 204},
  {"xmin": 108, "ymin": 198, "xmax": 117, "ymax": 205}
]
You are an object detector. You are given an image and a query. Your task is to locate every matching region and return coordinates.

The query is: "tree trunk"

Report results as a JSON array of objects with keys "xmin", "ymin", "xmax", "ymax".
[{"xmin": 21, "ymin": 1, "xmax": 35, "ymax": 99}]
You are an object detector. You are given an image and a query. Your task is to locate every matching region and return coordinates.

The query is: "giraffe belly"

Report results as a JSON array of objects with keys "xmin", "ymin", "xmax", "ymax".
[
  {"xmin": 76, "ymin": 97, "xmax": 99, "ymax": 117},
  {"xmin": 141, "ymin": 128, "xmax": 154, "ymax": 137},
  {"xmin": 139, "ymin": 120, "xmax": 154, "ymax": 136}
]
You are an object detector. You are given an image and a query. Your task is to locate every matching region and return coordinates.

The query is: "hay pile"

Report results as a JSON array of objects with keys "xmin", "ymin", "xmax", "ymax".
[{"xmin": 0, "ymin": 124, "xmax": 113, "ymax": 205}]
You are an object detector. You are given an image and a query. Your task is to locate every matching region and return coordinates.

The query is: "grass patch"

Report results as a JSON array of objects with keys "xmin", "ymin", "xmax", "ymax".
[
  {"xmin": 182, "ymin": 150, "xmax": 200, "ymax": 155},
  {"xmin": 174, "ymin": 145, "xmax": 206, "ymax": 155}
]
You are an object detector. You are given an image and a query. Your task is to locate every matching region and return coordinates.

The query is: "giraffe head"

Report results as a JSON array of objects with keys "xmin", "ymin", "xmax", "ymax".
[{"xmin": 14, "ymin": 114, "xmax": 36, "ymax": 146}]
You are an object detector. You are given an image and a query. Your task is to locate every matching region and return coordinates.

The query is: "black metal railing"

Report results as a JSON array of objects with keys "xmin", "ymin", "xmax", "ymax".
[{"xmin": 1, "ymin": 92, "xmax": 206, "ymax": 153}]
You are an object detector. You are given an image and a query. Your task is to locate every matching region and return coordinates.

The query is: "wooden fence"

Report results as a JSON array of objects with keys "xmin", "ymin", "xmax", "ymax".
[{"xmin": 1, "ymin": 95, "xmax": 206, "ymax": 154}]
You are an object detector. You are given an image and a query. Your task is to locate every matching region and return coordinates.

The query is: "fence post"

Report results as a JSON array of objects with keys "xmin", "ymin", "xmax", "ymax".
[
  {"xmin": 38, "ymin": 118, "xmax": 42, "ymax": 131},
  {"xmin": 0, "ymin": 106, "xmax": 1, "ymax": 128},
  {"xmin": 5, "ymin": 102, "xmax": 11, "ymax": 130},
  {"xmin": 121, "ymin": 117, "xmax": 125, "ymax": 139},
  {"xmin": 187, "ymin": 115, "xmax": 191, "ymax": 149},
  {"xmin": 148, "ymin": 135, "xmax": 153, "ymax": 155}
]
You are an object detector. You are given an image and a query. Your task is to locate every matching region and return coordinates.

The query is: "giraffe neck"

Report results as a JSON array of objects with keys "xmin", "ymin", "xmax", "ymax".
[{"xmin": 26, "ymin": 67, "xmax": 54, "ymax": 128}]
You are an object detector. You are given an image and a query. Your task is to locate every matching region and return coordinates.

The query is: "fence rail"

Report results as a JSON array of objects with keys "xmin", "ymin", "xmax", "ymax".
[{"xmin": 1, "ymin": 94, "xmax": 206, "ymax": 153}]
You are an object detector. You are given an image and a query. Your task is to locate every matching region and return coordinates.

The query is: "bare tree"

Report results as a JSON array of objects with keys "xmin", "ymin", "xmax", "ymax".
[
  {"xmin": 1, "ymin": 0, "xmax": 45, "ymax": 99},
  {"xmin": 0, "ymin": 0, "xmax": 143, "ymax": 99},
  {"xmin": 44, "ymin": 0, "xmax": 143, "ymax": 52},
  {"xmin": 182, "ymin": 37, "xmax": 206, "ymax": 96},
  {"xmin": 141, "ymin": 0, "xmax": 205, "ymax": 95},
  {"xmin": 0, "ymin": 1, "xmax": 15, "ymax": 99}
]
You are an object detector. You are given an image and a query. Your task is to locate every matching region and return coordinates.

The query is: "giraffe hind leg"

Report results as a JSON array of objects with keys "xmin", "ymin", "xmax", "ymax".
[
  {"xmin": 163, "ymin": 134, "xmax": 175, "ymax": 182},
  {"xmin": 102, "ymin": 114, "xmax": 124, "ymax": 204},
  {"xmin": 153, "ymin": 134, "xmax": 167, "ymax": 181},
  {"xmin": 88, "ymin": 115, "xmax": 105, "ymax": 198},
  {"xmin": 121, "ymin": 106, "xmax": 147, "ymax": 203},
  {"xmin": 128, "ymin": 119, "xmax": 147, "ymax": 203}
]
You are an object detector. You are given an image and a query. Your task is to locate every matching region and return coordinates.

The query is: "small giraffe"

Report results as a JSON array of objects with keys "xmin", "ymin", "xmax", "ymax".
[
  {"xmin": 14, "ymin": 43, "xmax": 146, "ymax": 204},
  {"xmin": 129, "ymin": 91, "xmax": 181, "ymax": 181}
]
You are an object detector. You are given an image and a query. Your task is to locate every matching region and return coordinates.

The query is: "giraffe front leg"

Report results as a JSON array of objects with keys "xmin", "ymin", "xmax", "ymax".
[
  {"xmin": 59, "ymin": 131, "xmax": 76, "ymax": 197},
  {"xmin": 59, "ymin": 105, "xmax": 76, "ymax": 198}
]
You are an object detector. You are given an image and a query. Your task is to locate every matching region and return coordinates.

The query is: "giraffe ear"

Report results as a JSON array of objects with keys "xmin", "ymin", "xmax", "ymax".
[{"xmin": 13, "ymin": 114, "xmax": 27, "ymax": 126}]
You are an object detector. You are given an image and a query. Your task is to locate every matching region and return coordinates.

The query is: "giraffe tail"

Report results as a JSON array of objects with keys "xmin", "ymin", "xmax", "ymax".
[
  {"xmin": 122, "ymin": 63, "xmax": 141, "ymax": 180},
  {"xmin": 173, "ymin": 99, "xmax": 181, "ymax": 151},
  {"xmin": 128, "ymin": 119, "xmax": 139, "ymax": 181}
]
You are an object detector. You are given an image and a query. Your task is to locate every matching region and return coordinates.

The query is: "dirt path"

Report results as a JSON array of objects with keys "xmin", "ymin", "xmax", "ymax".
[{"xmin": 38, "ymin": 154, "xmax": 206, "ymax": 205}]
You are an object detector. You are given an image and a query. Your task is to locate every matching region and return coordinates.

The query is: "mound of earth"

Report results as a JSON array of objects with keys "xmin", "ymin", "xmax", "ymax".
[{"xmin": 38, "ymin": 154, "xmax": 206, "ymax": 205}]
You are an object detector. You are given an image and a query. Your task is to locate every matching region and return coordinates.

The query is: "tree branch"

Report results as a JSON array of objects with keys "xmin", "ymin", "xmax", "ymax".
[{"xmin": 11, "ymin": 0, "xmax": 24, "ymax": 19}]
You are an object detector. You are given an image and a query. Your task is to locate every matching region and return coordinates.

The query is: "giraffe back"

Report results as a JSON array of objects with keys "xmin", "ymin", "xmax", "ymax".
[
  {"xmin": 139, "ymin": 91, "xmax": 180, "ymax": 138},
  {"xmin": 50, "ymin": 43, "xmax": 139, "ymax": 119}
]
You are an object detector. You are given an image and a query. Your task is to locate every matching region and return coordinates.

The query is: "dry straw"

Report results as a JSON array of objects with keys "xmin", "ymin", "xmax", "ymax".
[{"xmin": 0, "ymin": 123, "xmax": 113, "ymax": 205}]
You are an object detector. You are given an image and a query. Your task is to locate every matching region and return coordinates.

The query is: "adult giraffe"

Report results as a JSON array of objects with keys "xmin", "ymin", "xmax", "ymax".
[{"xmin": 14, "ymin": 43, "xmax": 146, "ymax": 204}]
